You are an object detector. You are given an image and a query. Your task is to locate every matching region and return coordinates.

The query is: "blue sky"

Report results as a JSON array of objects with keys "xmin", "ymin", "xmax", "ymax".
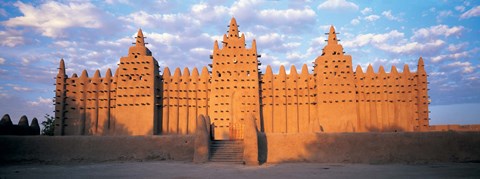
[{"xmin": 0, "ymin": 0, "xmax": 479, "ymax": 125}]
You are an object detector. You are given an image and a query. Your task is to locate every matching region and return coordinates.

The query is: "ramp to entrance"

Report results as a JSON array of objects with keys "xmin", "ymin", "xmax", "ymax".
[{"xmin": 209, "ymin": 140, "xmax": 244, "ymax": 163}]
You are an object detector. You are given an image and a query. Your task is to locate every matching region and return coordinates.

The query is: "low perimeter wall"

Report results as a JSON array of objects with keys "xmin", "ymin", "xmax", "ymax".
[
  {"xmin": 262, "ymin": 132, "xmax": 480, "ymax": 164},
  {"xmin": 1, "ymin": 132, "xmax": 479, "ymax": 164},
  {"xmin": 0, "ymin": 135, "xmax": 194, "ymax": 164}
]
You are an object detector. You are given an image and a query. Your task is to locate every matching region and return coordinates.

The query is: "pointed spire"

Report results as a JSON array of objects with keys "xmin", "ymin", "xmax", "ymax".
[
  {"xmin": 378, "ymin": 66, "xmax": 386, "ymax": 74},
  {"xmin": 93, "ymin": 69, "xmax": 101, "ymax": 78},
  {"xmin": 0, "ymin": 114, "xmax": 13, "ymax": 126},
  {"xmin": 213, "ymin": 40, "xmax": 219, "ymax": 51},
  {"xmin": 31, "ymin": 117, "xmax": 40, "ymax": 135},
  {"xmin": 403, "ymin": 64, "xmax": 411, "ymax": 74},
  {"xmin": 279, "ymin": 65, "xmax": 286, "ymax": 76},
  {"xmin": 173, "ymin": 67, "xmax": 181, "ymax": 79},
  {"xmin": 163, "ymin": 67, "xmax": 171, "ymax": 77},
  {"xmin": 366, "ymin": 64, "xmax": 374, "ymax": 74},
  {"xmin": 301, "ymin": 64, "xmax": 309, "ymax": 75},
  {"xmin": 290, "ymin": 65, "xmax": 298, "ymax": 75},
  {"xmin": 227, "ymin": 17, "xmax": 239, "ymax": 38},
  {"xmin": 192, "ymin": 67, "xmax": 199, "ymax": 77},
  {"xmin": 391, "ymin": 65, "xmax": 398, "ymax": 74},
  {"xmin": 105, "ymin": 68, "xmax": 112, "ymax": 78},
  {"xmin": 18, "ymin": 115, "xmax": 29, "ymax": 126},
  {"xmin": 104, "ymin": 69, "xmax": 112, "ymax": 84},
  {"xmin": 355, "ymin": 65, "xmax": 363, "ymax": 74},
  {"xmin": 328, "ymin": 25, "xmax": 338, "ymax": 45},
  {"xmin": 136, "ymin": 29, "xmax": 145, "ymax": 47},
  {"xmin": 80, "ymin": 70, "xmax": 89, "ymax": 78},
  {"xmin": 265, "ymin": 65, "xmax": 273, "ymax": 77},
  {"xmin": 92, "ymin": 70, "xmax": 101, "ymax": 84},
  {"xmin": 418, "ymin": 57, "xmax": 424, "ymax": 67},
  {"xmin": 417, "ymin": 57, "xmax": 425, "ymax": 72},
  {"xmin": 200, "ymin": 66, "xmax": 209, "ymax": 79},
  {"xmin": 58, "ymin": 59, "xmax": 66, "ymax": 76},
  {"xmin": 252, "ymin": 39, "xmax": 257, "ymax": 50},
  {"xmin": 182, "ymin": 67, "xmax": 190, "ymax": 78}
]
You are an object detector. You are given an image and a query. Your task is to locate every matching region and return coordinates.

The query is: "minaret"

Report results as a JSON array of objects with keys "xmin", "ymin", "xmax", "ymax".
[
  {"xmin": 54, "ymin": 59, "xmax": 67, "ymax": 135},
  {"xmin": 227, "ymin": 18, "xmax": 239, "ymax": 38},
  {"xmin": 209, "ymin": 17, "xmax": 261, "ymax": 140},
  {"xmin": 128, "ymin": 29, "xmax": 152, "ymax": 57},
  {"xmin": 416, "ymin": 57, "xmax": 429, "ymax": 131},
  {"xmin": 313, "ymin": 25, "xmax": 358, "ymax": 132},
  {"xmin": 115, "ymin": 28, "xmax": 160, "ymax": 135},
  {"xmin": 327, "ymin": 26, "xmax": 339, "ymax": 45}
]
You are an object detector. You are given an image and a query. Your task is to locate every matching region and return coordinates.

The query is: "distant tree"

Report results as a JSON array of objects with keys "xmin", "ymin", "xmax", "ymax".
[{"xmin": 41, "ymin": 114, "xmax": 55, "ymax": 136}]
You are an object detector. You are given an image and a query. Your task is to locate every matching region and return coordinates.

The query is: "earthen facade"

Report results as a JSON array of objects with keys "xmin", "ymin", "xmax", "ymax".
[{"xmin": 54, "ymin": 18, "xmax": 431, "ymax": 139}]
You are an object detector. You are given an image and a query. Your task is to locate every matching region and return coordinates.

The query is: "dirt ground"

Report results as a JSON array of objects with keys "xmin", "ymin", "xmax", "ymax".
[{"xmin": 1, "ymin": 161, "xmax": 479, "ymax": 179}]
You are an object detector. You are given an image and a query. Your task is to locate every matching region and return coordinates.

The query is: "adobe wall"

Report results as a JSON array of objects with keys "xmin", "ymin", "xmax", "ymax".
[
  {"xmin": 262, "ymin": 132, "xmax": 480, "ymax": 164},
  {"xmin": 0, "ymin": 135, "xmax": 194, "ymax": 164},
  {"xmin": 54, "ymin": 18, "xmax": 434, "ymax": 137},
  {"xmin": 430, "ymin": 125, "xmax": 480, "ymax": 132}
]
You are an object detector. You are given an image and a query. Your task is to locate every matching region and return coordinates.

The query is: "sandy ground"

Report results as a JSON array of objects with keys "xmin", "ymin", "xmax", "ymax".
[{"xmin": 1, "ymin": 161, "xmax": 479, "ymax": 179}]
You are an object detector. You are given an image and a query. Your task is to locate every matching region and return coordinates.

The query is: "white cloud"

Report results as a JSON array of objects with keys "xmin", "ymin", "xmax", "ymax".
[
  {"xmin": 258, "ymin": 7, "xmax": 316, "ymax": 25},
  {"xmin": 120, "ymin": 11, "xmax": 200, "ymax": 32},
  {"xmin": 105, "ymin": 0, "xmax": 130, "ymax": 4},
  {"xmin": 190, "ymin": 2, "xmax": 229, "ymax": 23},
  {"xmin": 0, "ymin": 57, "xmax": 5, "ymax": 65},
  {"xmin": 436, "ymin": 10, "xmax": 452, "ymax": 22},
  {"xmin": 361, "ymin": 7, "xmax": 372, "ymax": 15},
  {"xmin": 381, "ymin": 10, "xmax": 402, "ymax": 21},
  {"xmin": 286, "ymin": 52, "xmax": 308, "ymax": 60},
  {"xmin": 190, "ymin": 47, "xmax": 211, "ymax": 56},
  {"xmin": 53, "ymin": 41, "xmax": 78, "ymax": 48},
  {"xmin": 6, "ymin": 84, "xmax": 32, "ymax": 92},
  {"xmin": 455, "ymin": 6, "xmax": 465, "ymax": 12},
  {"xmin": 317, "ymin": 0, "xmax": 359, "ymax": 11},
  {"xmin": 412, "ymin": 25, "xmax": 464, "ymax": 41},
  {"xmin": 97, "ymin": 37, "xmax": 132, "ymax": 47},
  {"xmin": 28, "ymin": 97, "xmax": 51, "ymax": 107},
  {"xmin": 254, "ymin": 33, "xmax": 300, "ymax": 52},
  {"xmin": 0, "ymin": 30, "xmax": 24, "ymax": 47},
  {"xmin": 364, "ymin": 15, "xmax": 380, "ymax": 22},
  {"xmin": 431, "ymin": 51, "xmax": 470, "ymax": 63},
  {"xmin": 447, "ymin": 42, "xmax": 468, "ymax": 52},
  {"xmin": 377, "ymin": 39, "xmax": 445, "ymax": 54},
  {"xmin": 147, "ymin": 32, "xmax": 182, "ymax": 46},
  {"xmin": 447, "ymin": 61, "xmax": 475, "ymax": 73},
  {"xmin": 343, "ymin": 29, "xmax": 447, "ymax": 56},
  {"xmin": 350, "ymin": 18, "xmax": 360, "ymax": 25},
  {"xmin": 0, "ymin": 8, "xmax": 7, "ymax": 17},
  {"xmin": 343, "ymin": 30, "xmax": 404, "ymax": 48},
  {"xmin": 460, "ymin": 6, "xmax": 480, "ymax": 19},
  {"xmin": 3, "ymin": 1, "xmax": 106, "ymax": 38}
]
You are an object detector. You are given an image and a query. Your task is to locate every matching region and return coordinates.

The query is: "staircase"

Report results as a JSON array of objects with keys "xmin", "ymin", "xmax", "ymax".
[{"xmin": 209, "ymin": 140, "xmax": 244, "ymax": 163}]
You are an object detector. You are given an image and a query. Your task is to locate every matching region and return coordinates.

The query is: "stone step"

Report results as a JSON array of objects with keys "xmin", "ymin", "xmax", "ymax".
[
  {"xmin": 210, "ymin": 155, "xmax": 243, "ymax": 159},
  {"xmin": 209, "ymin": 160, "xmax": 244, "ymax": 164},
  {"xmin": 210, "ymin": 152, "xmax": 244, "ymax": 156},
  {"xmin": 209, "ymin": 140, "xmax": 244, "ymax": 163},
  {"xmin": 211, "ymin": 148, "xmax": 243, "ymax": 151}
]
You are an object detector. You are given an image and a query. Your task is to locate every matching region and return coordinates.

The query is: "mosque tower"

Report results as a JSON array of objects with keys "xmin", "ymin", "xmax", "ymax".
[
  {"xmin": 209, "ymin": 18, "xmax": 261, "ymax": 140},
  {"xmin": 114, "ymin": 29, "xmax": 161, "ymax": 135},
  {"xmin": 313, "ymin": 26, "xmax": 358, "ymax": 132}
]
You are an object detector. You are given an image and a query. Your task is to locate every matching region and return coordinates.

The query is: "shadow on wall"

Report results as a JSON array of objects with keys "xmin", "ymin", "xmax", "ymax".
[
  {"xmin": 0, "ymin": 114, "xmax": 40, "ymax": 135},
  {"xmin": 58, "ymin": 107, "xmax": 139, "ymax": 136},
  {"xmin": 262, "ymin": 132, "xmax": 480, "ymax": 164},
  {"xmin": 365, "ymin": 124, "xmax": 407, "ymax": 133}
]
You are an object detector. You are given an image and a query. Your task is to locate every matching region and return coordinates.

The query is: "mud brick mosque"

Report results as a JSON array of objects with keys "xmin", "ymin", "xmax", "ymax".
[{"xmin": 54, "ymin": 18, "xmax": 431, "ymax": 140}]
